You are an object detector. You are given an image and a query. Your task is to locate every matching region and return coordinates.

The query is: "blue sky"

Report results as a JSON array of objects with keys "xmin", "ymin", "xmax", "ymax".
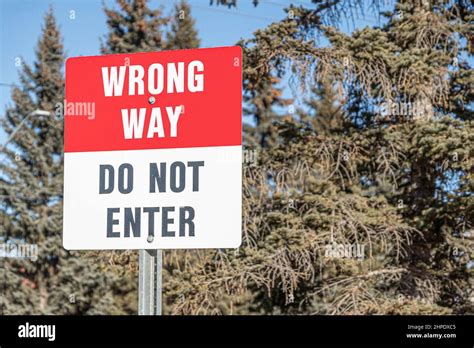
[{"xmin": 0, "ymin": 0, "xmax": 385, "ymax": 143}]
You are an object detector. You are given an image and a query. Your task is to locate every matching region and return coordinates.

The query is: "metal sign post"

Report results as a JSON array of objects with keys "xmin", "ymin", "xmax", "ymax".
[{"xmin": 138, "ymin": 249, "xmax": 162, "ymax": 315}]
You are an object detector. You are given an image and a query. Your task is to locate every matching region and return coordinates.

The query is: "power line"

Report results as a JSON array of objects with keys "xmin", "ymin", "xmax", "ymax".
[
  {"xmin": 192, "ymin": 3, "xmax": 279, "ymax": 22},
  {"xmin": 260, "ymin": 0, "xmax": 291, "ymax": 7},
  {"xmin": 0, "ymin": 83, "xmax": 18, "ymax": 88},
  {"xmin": 261, "ymin": 0, "xmax": 313, "ymax": 7}
]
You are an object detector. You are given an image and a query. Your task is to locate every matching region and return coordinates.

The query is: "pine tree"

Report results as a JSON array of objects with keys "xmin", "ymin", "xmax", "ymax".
[
  {"xmin": 163, "ymin": 0, "xmax": 473, "ymax": 314},
  {"xmin": 101, "ymin": 0, "xmax": 168, "ymax": 54},
  {"xmin": 0, "ymin": 8, "xmax": 132, "ymax": 315},
  {"xmin": 166, "ymin": 0, "xmax": 200, "ymax": 50},
  {"xmin": 300, "ymin": 78, "xmax": 346, "ymax": 136},
  {"xmin": 241, "ymin": 38, "xmax": 291, "ymax": 148},
  {"xmin": 4, "ymin": 1, "xmax": 467, "ymax": 316}
]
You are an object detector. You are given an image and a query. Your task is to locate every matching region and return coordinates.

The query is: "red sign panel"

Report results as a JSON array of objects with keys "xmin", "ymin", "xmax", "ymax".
[{"xmin": 65, "ymin": 46, "xmax": 242, "ymax": 153}]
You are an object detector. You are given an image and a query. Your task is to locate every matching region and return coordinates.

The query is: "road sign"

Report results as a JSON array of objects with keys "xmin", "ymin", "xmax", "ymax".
[{"xmin": 63, "ymin": 46, "xmax": 242, "ymax": 250}]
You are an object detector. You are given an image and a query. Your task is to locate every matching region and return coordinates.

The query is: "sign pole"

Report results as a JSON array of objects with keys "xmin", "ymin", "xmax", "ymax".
[
  {"xmin": 155, "ymin": 249, "xmax": 162, "ymax": 315},
  {"xmin": 138, "ymin": 249, "xmax": 162, "ymax": 315}
]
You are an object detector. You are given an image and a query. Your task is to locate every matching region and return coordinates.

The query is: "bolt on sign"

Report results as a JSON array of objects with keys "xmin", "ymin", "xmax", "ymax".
[{"xmin": 63, "ymin": 46, "xmax": 242, "ymax": 250}]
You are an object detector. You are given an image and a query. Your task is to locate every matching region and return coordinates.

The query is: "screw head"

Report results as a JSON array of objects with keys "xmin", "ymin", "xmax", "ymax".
[
  {"xmin": 147, "ymin": 235, "xmax": 154, "ymax": 243},
  {"xmin": 148, "ymin": 96, "xmax": 155, "ymax": 105}
]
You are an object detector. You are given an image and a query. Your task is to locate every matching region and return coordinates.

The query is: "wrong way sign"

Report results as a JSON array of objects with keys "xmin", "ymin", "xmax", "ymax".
[{"xmin": 63, "ymin": 46, "xmax": 242, "ymax": 250}]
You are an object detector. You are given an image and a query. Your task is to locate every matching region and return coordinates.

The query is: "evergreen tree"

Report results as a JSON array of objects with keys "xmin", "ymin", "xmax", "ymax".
[
  {"xmin": 101, "ymin": 0, "xmax": 168, "ymax": 54},
  {"xmin": 241, "ymin": 38, "xmax": 291, "ymax": 148},
  {"xmin": 4, "ymin": 0, "xmax": 470, "ymax": 316},
  {"xmin": 163, "ymin": 0, "xmax": 473, "ymax": 315},
  {"xmin": 300, "ymin": 78, "xmax": 346, "ymax": 136},
  {"xmin": 0, "ymin": 8, "xmax": 133, "ymax": 315},
  {"xmin": 166, "ymin": 0, "xmax": 200, "ymax": 50}
]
